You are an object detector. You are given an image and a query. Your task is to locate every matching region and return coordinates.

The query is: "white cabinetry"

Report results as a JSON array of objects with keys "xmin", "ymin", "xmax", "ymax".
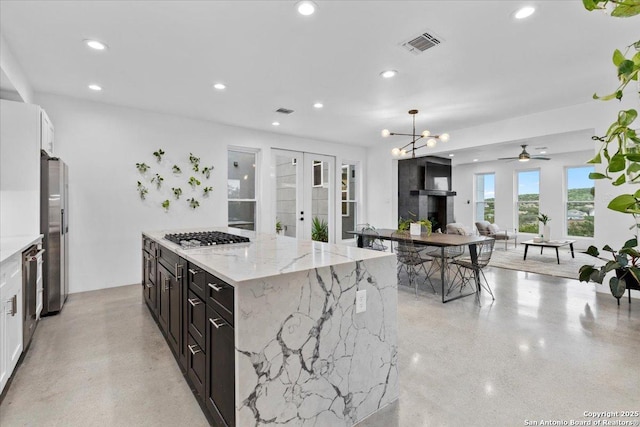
[
  {"xmin": 40, "ymin": 109, "xmax": 54, "ymax": 156},
  {"xmin": 0, "ymin": 252, "xmax": 23, "ymax": 394},
  {"xmin": 0, "ymin": 99, "xmax": 50, "ymax": 238}
]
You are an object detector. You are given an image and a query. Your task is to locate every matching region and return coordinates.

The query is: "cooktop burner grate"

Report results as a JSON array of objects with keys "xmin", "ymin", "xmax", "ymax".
[{"xmin": 164, "ymin": 231, "xmax": 250, "ymax": 248}]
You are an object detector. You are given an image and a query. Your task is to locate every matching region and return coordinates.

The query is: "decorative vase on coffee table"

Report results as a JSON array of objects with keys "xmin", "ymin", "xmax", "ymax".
[
  {"xmin": 542, "ymin": 225, "xmax": 551, "ymax": 242},
  {"xmin": 410, "ymin": 223, "xmax": 422, "ymax": 236}
]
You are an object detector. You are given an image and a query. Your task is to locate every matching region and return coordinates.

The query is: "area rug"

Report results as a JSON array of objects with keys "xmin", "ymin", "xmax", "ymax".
[{"xmin": 488, "ymin": 244, "xmax": 605, "ymax": 280}]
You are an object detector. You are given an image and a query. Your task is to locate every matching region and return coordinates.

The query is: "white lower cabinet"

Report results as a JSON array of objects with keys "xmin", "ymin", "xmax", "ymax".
[{"xmin": 0, "ymin": 252, "xmax": 23, "ymax": 394}]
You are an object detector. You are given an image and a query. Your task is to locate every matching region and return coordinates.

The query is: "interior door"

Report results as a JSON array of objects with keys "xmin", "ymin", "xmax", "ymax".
[{"xmin": 272, "ymin": 150, "xmax": 335, "ymax": 242}]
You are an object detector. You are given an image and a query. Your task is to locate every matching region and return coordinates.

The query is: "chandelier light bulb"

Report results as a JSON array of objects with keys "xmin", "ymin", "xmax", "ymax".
[
  {"xmin": 391, "ymin": 147, "xmax": 401, "ymax": 157},
  {"xmin": 400, "ymin": 149, "xmax": 408, "ymax": 157},
  {"xmin": 381, "ymin": 129, "xmax": 391, "ymax": 137},
  {"xmin": 440, "ymin": 133, "xmax": 450, "ymax": 142},
  {"xmin": 426, "ymin": 138, "xmax": 437, "ymax": 148},
  {"xmin": 421, "ymin": 130, "xmax": 431, "ymax": 138}
]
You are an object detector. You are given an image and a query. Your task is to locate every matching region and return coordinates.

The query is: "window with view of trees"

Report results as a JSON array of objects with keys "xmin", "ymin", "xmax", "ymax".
[
  {"xmin": 517, "ymin": 170, "xmax": 540, "ymax": 233},
  {"xmin": 566, "ymin": 166, "xmax": 595, "ymax": 237},
  {"xmin": 475, "ymin": 173, "xmax": 495, "ymax": 223}
]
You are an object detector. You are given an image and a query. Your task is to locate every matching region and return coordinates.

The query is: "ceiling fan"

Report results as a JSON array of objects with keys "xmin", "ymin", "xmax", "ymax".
[{"xmin": 498, "ymin": 144, "xmax": 550, "ymax": 162}]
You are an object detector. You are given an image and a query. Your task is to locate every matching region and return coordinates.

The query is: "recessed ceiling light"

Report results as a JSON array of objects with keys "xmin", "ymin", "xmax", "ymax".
[
  {"xmin": 272, "ymin": 122, "xmax": 280, "ymax": 126},
  {"xmin": 313, "ymin": 102, "xmax": 323, "ymax": 109},
  {"xmin": 296, "ymin": 0, "xmax": 317, "ymax": 16},
  {"xmin": 380, "ymin": 70, "xmax": 397, "ymax": 79},
  {"xmin": 85, "ymin": 39, "xmax": 107, "ymax": 50},
  {"xmin": 213, "ymin": 83, "xmax": 226, "ymax": 90},
  {"xmin": 88, "ymin": 84, "xmax": 102, "ymax": 91},
  {"xmin": 540, "ymin": 151, "xmax": 547, "ymax": 154},
  {"xmin": 449, "ymin": 154, "xmax": 454, "ymax": 157},
  {"xmin": 473, "ymin": 159, "xmax": 478, "ymax": 162},
  {"xmin": 514, "ymin": 6, "xmax": 535, "ymax": 19}
]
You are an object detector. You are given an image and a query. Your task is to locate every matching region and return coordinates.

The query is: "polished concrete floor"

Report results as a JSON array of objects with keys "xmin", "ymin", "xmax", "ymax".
[{"xmin": 1, "ymin": 268, "xmax": 639, "ymax": 426}]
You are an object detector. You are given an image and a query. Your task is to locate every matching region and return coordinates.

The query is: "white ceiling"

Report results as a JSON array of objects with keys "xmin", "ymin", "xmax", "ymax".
[{"xmin": 0, "ymin": 1, "xmax": 636, "ymax": 149}]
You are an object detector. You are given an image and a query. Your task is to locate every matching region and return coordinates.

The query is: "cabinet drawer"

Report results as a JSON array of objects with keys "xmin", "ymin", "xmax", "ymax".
[
  {"xmin": 157, "ymin": 244, "xmax": 181, "ymax": 276},
  {"xmin": 206, "ymin": 274, "xmax": 234, "ymax": 326},
  {"xmin": 187, "ymin": 263, "xmax": 206, "ymax": 300},
  {"xmin": 187, "ymin": 290, "xmax": 206, "ymax": 348},
  {"xmin": 187, "ymin": 333, "xmax": 206, "ymax": 398}
]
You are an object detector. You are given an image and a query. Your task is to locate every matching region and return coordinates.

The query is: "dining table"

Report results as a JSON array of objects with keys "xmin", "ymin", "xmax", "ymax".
[{"xmin": 352, "ymin": 228, "xmax": 494, "ymax": 303}]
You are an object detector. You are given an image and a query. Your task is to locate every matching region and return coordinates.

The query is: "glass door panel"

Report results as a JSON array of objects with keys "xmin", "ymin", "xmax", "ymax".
[{"xmin": 274, "ymin": 152, "xmax": 301, "ymax": 238}]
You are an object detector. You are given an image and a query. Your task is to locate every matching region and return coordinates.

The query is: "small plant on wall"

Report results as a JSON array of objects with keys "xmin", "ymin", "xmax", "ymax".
[
  {"xmin": 135, "ymin": 150, "xmax": 213, "ymax": 211},
  {"xmin": 153, "ymin": 149, "xmax": 165, "ymax": 162}
]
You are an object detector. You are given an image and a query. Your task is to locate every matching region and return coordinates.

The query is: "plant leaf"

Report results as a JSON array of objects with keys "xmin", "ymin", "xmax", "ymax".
[
  {"xmin": 609, "ymin": 277, "xmax": 626, "ymax": 298},
  {"xmin": 587, "ymin": 152, "xmax": 602, "ymax": 164},
  {"xmin": 609, "ymin": 154, "xmax": 626, "ymax": 172},
  {"xmin": 613, "ymin": 49, "xmax": 626, "ymax": 66},
  {"xmin": 607, "ymin": 194, "xmax": 637, "ymax": 212},
  {"xmin": 579, "ymin": 265, "xmax": 596, "ymax": 282},
  {"xmin": 585, "ymin": 245, "xmax": 600, "ymax": 257},
  {"xmin": 588, "ymin": 172, "xmax": 608, "ymax": 179},
  {"xmin": 611, "ymin": 3, "xmax": 640, "ymax": 17}
]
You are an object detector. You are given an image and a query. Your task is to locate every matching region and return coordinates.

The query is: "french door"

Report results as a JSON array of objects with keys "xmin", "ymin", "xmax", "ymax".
[{"xmin": 272, "ymin": 150, "xmax": 335, "ymax": 242}]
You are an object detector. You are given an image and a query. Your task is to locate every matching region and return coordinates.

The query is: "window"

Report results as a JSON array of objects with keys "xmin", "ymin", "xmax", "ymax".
[
  {"xmin": 475, "ymin": 173, "xmax": 495, "ymax": 223},
  {"xmin": 313, "ymin": 161, "xmax": 323, "ymax": 187},
  {"xmin": 341, "ymin": 163, "xmax": 358, "ymax": 239},
  {"xmin": 517, "ymin": 170, "xmax": 540, "ymax": 233},
  {"xmin": 566, "ymin": 166, "xmax": 595, "ymax": 237},
  {"xmin": 228, "ymin": 149, "xmax": 257, "ymax": 231}
]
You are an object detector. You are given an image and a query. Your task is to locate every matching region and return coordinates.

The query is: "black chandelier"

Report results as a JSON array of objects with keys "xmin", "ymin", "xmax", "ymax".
[{"xmin": 382, "ymin": 109, "xmax": 450, "ymax": 158}]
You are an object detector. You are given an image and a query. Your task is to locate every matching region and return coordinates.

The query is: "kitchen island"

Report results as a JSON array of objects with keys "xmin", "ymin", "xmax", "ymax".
[{"xmin": 142, "ymin": 228, "xmax": 398, "ymax": 427}]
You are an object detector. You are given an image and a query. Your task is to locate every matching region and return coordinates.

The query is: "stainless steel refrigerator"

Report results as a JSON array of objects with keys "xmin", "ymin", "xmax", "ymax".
[{"xmin": 41, "ymin": 151, "xmax": 69, "ymax": 315}]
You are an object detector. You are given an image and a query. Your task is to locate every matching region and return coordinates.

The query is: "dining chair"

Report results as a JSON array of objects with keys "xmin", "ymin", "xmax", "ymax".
[
  {"xmin": 356, "ymin": 223, "xmax": 388, "ymax": 251},
  {"xmin": 391, "ymin": 231, "xmax": 435, "ymax": 296},
  {"xmin": 450, "ymin": 239, "xmax": 496, "ymax": 303}
]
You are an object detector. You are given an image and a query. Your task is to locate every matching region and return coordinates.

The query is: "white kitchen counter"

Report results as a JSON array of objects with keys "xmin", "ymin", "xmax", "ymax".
[
  {"xmin": 143, "ymin": 227, "xmax": 392, "ymax": 284},
  {"xmin": 1, "ymin": 234, "xmax": 43, "ymax": 263}
]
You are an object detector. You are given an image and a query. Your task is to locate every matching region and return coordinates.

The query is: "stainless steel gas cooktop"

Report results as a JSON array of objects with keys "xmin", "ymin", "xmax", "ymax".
[{"xmin": 164, "ymin": 231, "xmax": 250, "ymax": 248}]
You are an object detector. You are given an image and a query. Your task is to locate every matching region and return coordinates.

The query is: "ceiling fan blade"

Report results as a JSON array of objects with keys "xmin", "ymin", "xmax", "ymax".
[
  {"xmin": 531, "ymin": 156, "xmax": 551, "ymax": 160},
  {"xmin": 498, "ymin": 157, "xmax": 518, "ymax": 160}
]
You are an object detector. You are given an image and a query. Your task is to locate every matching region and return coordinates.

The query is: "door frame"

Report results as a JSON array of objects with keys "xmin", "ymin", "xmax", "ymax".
[{"xmin": 271, "ymin": 149, "xmax": 336, "ymax": 243}]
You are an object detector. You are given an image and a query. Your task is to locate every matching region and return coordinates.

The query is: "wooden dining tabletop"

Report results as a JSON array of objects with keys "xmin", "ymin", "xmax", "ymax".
[{"xmin": 366, "ymin": 229, "xmax": 493, "ymax": 247}]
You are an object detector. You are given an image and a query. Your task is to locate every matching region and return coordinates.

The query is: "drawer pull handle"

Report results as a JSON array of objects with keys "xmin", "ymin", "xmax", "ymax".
[
  {"xmin": 175, "ymin": 264, "xmax": 183, "ymax": 280},
  {"xmin": 209, "ymin": 318, "xmax": 227, "ymax": 329},
  {"xmin": 208, "ymin": 283, "xmax": 224, "ymax": 292},
  {"xmin": 188, "ymin": 268, "xmax": 200, "ymax": 275},
  {"xmin": 188, "ymin": 344, "xmax": 202, "ymax": 355},
  {"xmin": 7, "ymin": 295, "xmax": 17, "ymax": 316},
  {"xmin": 188, "ymin": 298, "xmax": 202, "ymax": 306},
  {"xmin": 164, "ymin": 277, "xmax": 170, "ymax": 291}
]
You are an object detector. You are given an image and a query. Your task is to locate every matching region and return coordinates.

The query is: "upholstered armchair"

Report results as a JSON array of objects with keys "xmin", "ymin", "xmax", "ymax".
[{"xmin": 475, "ymin": 221, "xmax": 517, "ymax": 250}]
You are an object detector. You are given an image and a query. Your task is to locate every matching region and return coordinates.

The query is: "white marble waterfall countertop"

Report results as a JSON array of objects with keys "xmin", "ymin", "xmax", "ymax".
[
  {"xmin": 1, "ymin": 234, "xmax": 43, "ymax": 263},
  {"xmin": 143, "ymin": 227, "xmax": 394, "ymax": 284}
]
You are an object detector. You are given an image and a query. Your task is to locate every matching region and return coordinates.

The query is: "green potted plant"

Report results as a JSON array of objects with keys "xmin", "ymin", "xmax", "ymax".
[
  {"xmin": 275, "ymin": 220, "xmax": 283, "ymax": 235},
  {"xmin": 579, "ymin": 238, "xmax": 640, "ymax": 305},
  {"xmin": 311, "ymin": 217, "xmax": 328, "ymax": 242},
  {"xmin": 538, "ymin": 213, "xmax": 551, "ymax": 242},
  {"xmin": 578, "ymin": 1, "xmax": 639, "ymax": 304},
  {"xmin": 398, "ymin": 211, "xmax": 432, "ymax": 236}
]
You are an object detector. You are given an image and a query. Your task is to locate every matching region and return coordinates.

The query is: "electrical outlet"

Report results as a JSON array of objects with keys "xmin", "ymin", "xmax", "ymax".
[{"xmin": 356, "ymin": 289, "xmax": 366, "ymax": 313}]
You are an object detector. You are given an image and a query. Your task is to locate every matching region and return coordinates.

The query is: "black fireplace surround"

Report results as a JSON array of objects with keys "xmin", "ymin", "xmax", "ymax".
[{"xmin": 398, "ymin": 156, "xmax": 456, "ymax": 232}]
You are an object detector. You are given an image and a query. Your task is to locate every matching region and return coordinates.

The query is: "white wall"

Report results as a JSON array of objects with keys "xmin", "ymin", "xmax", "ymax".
[
  {"xmin": 452, "ymin": 150, "xmax": 595, "ymax": 250},
  {"xmin": 0, "ymin": 34, "xmax": 34, "ymax": 104},
  {"xmin": 35, "ymin": 93, "xmax": 367, "ymax": 294}
]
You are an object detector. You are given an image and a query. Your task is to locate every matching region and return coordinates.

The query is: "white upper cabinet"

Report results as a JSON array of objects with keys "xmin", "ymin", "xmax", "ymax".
[{"xmin": 40, "ymin": 109, "xmax": 54, "ymax": 156}]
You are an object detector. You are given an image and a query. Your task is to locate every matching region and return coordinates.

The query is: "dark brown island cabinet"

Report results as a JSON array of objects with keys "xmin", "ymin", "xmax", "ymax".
[{"xmin": 141, "ymin": 236, "xmax": 235, "ymax": 427}]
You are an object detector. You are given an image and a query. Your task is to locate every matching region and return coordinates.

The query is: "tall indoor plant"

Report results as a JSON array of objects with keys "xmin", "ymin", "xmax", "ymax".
[{"xmin": 578, "ymin": 0, "xmax": 640, "ymax": 304}]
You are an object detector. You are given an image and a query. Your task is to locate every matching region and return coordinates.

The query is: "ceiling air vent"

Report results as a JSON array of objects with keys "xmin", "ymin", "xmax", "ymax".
[
  {"xmin": 401, "ymin": 30, "xmax": 442, "ymax": 55},
  {"xmin": 275, "ymin": 108, "xmax": 294, "ymax": 115}
]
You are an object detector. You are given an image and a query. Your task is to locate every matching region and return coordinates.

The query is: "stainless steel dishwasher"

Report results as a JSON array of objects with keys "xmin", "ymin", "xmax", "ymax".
[{"xmin": 23, "ymin": 245, "xmax": 45, "ymax": 349}]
